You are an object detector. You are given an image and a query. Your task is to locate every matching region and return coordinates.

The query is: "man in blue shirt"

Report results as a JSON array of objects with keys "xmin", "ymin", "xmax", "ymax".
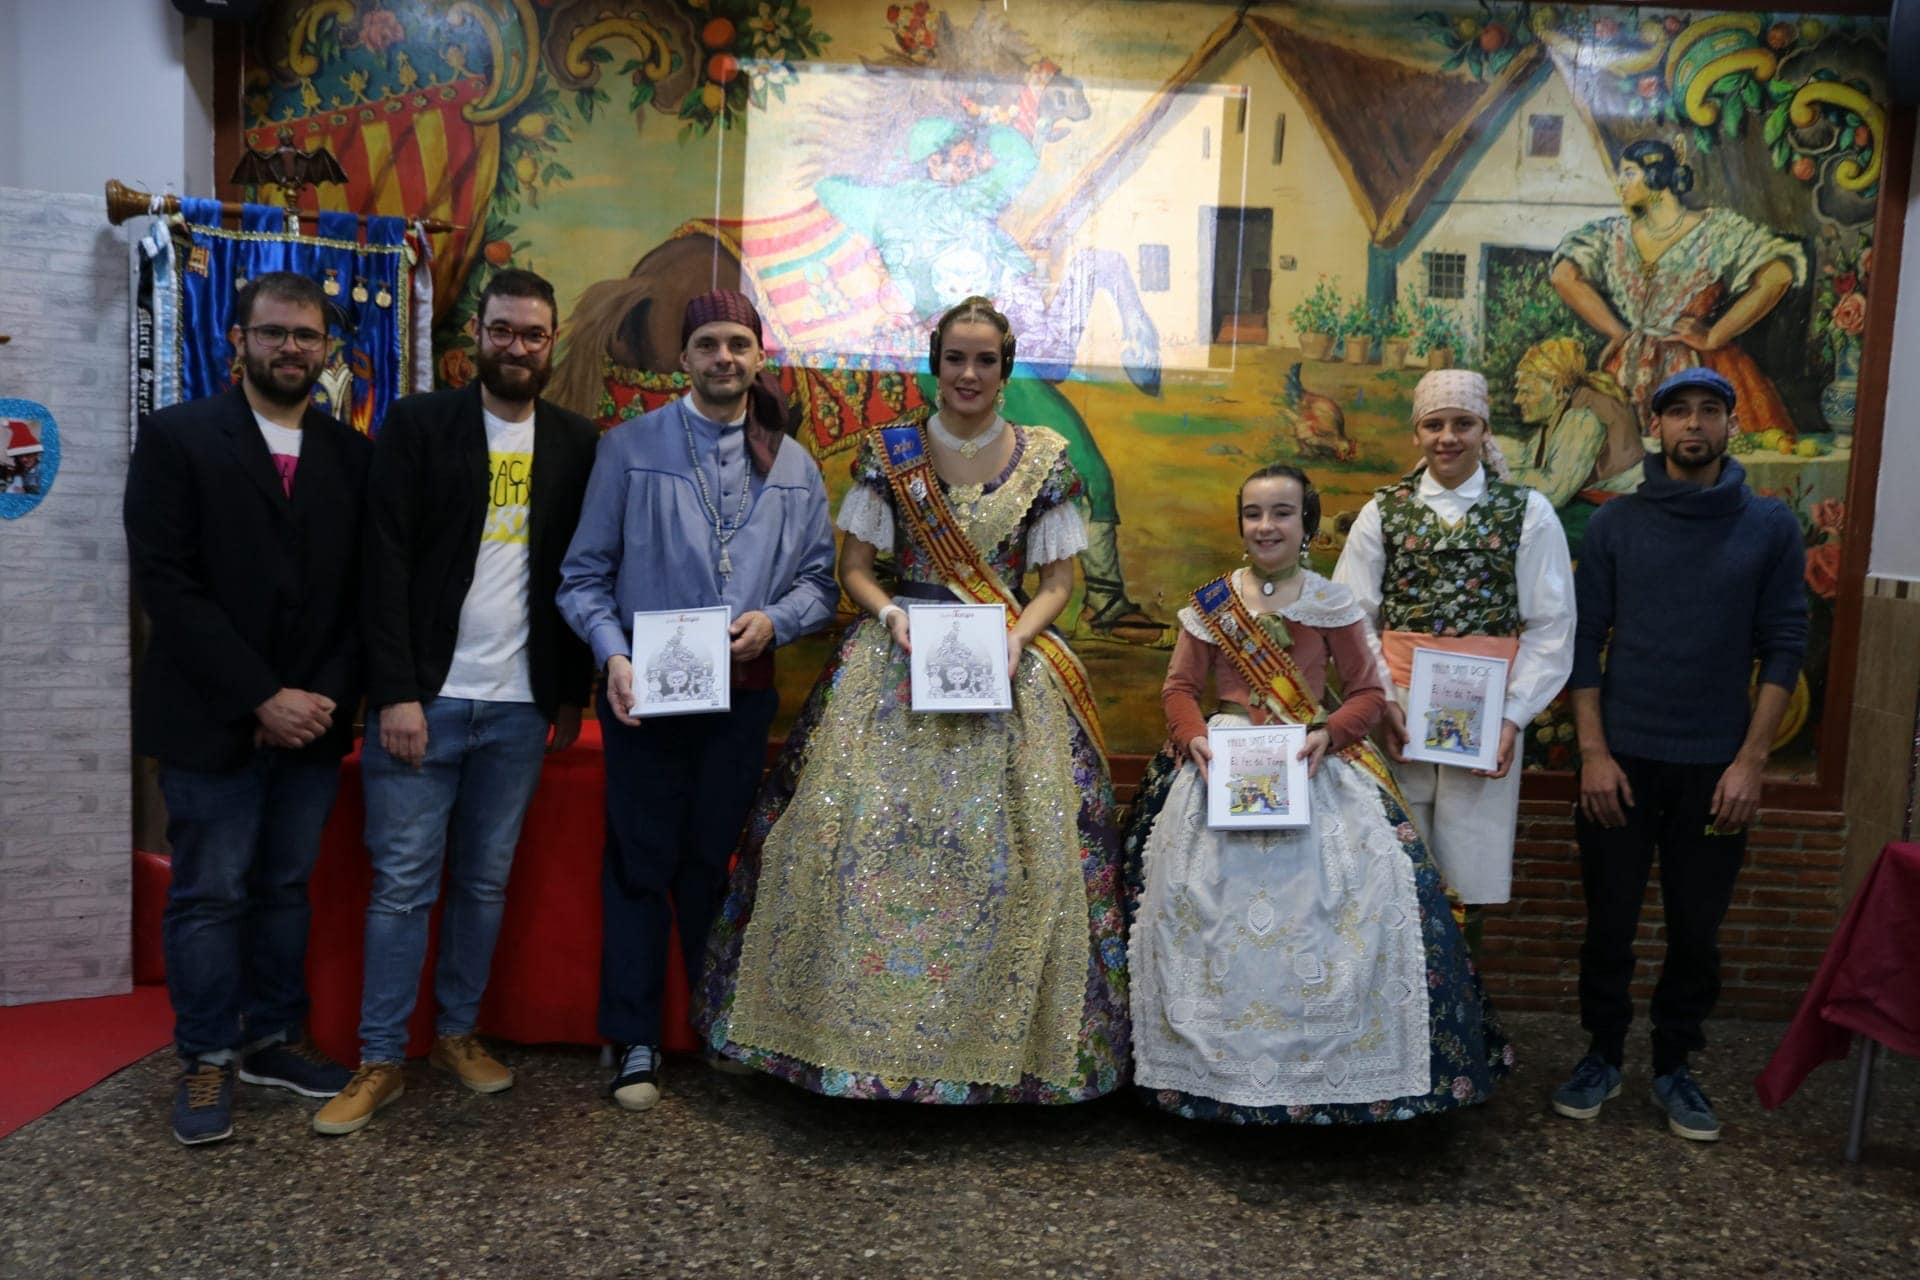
[
  {"xmin": 1551, "ymin": 368, "xmax": 1807, "ymax": 1141},
  {"xmin": 559, "ymin": 290, "xmax": 838, "ymax": 1112}
]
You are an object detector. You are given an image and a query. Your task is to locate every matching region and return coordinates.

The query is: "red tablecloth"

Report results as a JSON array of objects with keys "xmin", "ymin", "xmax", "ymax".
[
  {"xmin": 1755, "ymin": 841, "xmax": 1920, "ymax": 1108},
  {"xmin": 305, "ymin": 720, "xmax": 700, "ymax": 1064}
]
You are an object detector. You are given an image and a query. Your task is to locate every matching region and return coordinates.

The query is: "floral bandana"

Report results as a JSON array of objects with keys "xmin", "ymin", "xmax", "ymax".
[{"xmin": 1410, "ymin": 368, "xmax": 1490, "ymax": 426}]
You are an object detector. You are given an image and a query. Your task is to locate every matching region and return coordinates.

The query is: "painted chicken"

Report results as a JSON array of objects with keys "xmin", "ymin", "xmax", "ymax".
[{"xmin": 1283, "ymin": 362, "xmax": 1357, "ymax": 461}]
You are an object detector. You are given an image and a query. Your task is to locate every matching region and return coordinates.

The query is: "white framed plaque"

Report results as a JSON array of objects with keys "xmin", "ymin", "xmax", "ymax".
[
  {"xmin": 908, "ymin": 603, "xmax": 1012, "ymax": 713},
  {"xmin": 629, "ymin": 606, "xmax": 731, "ymax": 717},
  {"xmin": 1403, "ymin": 647, "xmax": 1509, "ymax": 772},
  {"xmin": 1206, "ymin": 723, "xmax": 1312, "ymax": 830}
]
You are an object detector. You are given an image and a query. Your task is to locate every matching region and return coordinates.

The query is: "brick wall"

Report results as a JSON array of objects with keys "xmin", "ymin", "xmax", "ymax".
[
  {"xmin": 0, "ymin": 187, "xmax": 134, "ymax": 1004},
  {"xmin": 1478, "ymin": 799, "xmax": 1848, "ymax": 1020}
]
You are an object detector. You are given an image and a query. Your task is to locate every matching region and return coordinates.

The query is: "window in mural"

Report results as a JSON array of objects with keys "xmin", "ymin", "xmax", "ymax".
[
  {"xmin": 235, "ymin": 1, "xmax": 1891, "ymax": 788},
  {"xmin": 1529, "ymin": 112, "xmax": 1563, "ymax": 157},
  {"xmin": 1139, "ymin": 244, "xmax": 1171, "ymax": 294},
  {"xmin": 1426, "ymin": 251, "xmax": 1469, "ymax": 301}
]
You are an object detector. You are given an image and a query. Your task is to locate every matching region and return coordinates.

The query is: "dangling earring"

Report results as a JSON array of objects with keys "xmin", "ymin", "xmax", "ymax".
[{"xmin": 996, "ymin": 388, "xmax": 1007, "ymax": 415}]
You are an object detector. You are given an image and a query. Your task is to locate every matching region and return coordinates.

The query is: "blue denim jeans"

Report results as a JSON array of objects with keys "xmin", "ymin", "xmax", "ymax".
[
  {"xmin": 160, "ymin": 752, "xmax": 343, "ymax": 1062},
  {"xmin": 357, "ymin": 697, "xmax": 549, "ymax": 1064}
]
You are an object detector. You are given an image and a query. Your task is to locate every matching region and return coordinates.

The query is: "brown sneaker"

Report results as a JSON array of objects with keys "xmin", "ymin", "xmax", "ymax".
[
  {"xmin": 311, "ymin": 1063, "xmax": 404, "ymax": 1136},
  {"xmin": 430, "ymin": 1034, "xmax": 514, "ymax": 1094}
]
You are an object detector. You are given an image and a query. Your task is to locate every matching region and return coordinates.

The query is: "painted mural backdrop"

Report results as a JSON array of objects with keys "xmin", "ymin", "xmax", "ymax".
[{"xmin": 239, "ymin": 1, "xmax": 1889, "ymax": 775}]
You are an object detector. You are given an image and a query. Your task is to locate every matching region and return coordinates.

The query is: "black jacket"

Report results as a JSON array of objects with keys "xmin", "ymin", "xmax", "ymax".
[
  {"xmin": 126, "ymin": 386, "xmax": 373, "ymax": 772},
  {"xmin": 361, "ymin": 384, "xmax": 598, "ymax": 720}
]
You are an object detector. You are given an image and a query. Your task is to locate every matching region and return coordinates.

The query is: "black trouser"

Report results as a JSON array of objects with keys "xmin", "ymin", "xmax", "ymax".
[
  {"xmin": 596, "ymin": 686, "xmax": 778, "ymax": 1047},
  {"xmin": 1574, "ymin": 753, "xmax": 1747, "ymax": 1074}
]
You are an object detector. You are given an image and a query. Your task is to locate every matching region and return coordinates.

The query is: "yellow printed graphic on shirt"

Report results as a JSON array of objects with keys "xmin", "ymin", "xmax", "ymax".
[{"xmin": 482, "ymin": 451, "xmax": 532, "ymax": 543}]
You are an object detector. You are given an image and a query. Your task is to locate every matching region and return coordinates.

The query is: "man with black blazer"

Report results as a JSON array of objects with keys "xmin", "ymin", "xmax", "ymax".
[
  {"xmin": 315, "ymin": 269, "xmax": 598, "ymax": 1135},
  {"xmin": 125, "ymin": 271, "xmax": 372, "ymax": 1146}
]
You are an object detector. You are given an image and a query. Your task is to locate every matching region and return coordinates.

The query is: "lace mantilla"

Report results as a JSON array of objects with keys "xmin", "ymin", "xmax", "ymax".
[
  {"xmin": 836, "ymin": 424, "xmax": 1075, "ymax": 567},
  {"xmin": 1176, "ymin": 570, "xmax": 1364, "ymax": 642}
]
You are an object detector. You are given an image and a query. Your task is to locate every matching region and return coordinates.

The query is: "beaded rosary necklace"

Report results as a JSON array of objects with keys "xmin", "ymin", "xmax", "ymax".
[{"xmin": 681, "ymin": 400, "xmax": 754, "ymax": 579}]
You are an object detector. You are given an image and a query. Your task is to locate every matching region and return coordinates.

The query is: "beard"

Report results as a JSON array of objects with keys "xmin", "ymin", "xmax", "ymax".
[
  {"xmin": 243, "ymin": 349, "xmax": 322, "ymax": 408},
  {"xmin": 1667, "ymin": 434, "xmax": 1727, "ymax": 468},
  {"xmin": 476, "ymin": 348, "xmax": 551, "ymax": 403}
]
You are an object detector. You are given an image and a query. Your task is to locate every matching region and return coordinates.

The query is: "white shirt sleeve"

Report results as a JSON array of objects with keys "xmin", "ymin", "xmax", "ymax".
[
  {"xmin": 1330, "ymin": 498, "xmax": 1397, "ymax": 692},
  {"xmin": 835, "ymin": 484, "xmax": 894, "ymax": 553},
  {"xmin": 1505, "ymin": 489, "xmax": 1577, "ymax": 727},
  {"xmin": 1025, "ymin": 501, "xmax": 1089, "ymax": 566}
]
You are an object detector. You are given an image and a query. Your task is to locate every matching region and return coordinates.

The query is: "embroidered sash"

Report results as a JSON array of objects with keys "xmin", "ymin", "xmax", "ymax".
[
  {"xmin": 1190, "ymin": 574, "xmax": 1405, "ymax": 806},
  {"xmin": 876, "ymin": 421, "xmax": 1107, "ymax": 760}
]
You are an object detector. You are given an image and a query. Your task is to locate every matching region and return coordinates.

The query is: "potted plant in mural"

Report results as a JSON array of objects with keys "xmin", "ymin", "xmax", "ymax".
[
  {"xmin": 1288, "ymin": 277, "xmax": 1344, "ymax": 362},
  {"xmin": 1812, "ymin": 234, "xmax": 1869, "ymax": 440},
  {"xmin": 1374, "ymin": 296, "xmax": 1413, "ymax": 370},
  {"xmin": 1411, "ymin": 294, "xmax": 1467, "ymax": 369},
  {"xmin": 1341, "ymin": 295, "xmax": 1375, "ymax": 364}
]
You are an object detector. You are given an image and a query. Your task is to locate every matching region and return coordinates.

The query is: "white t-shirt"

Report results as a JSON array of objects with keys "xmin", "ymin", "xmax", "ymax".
[
  {"xmin": 438, "ymin": 409, "xmax": 536, "ymax": 703},
  {"xmin": 254, "ymin": 413, "xmax": 302, "ymax": 496}
]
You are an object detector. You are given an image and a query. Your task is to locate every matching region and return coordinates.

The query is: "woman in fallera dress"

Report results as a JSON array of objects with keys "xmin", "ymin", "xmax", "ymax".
[
  {"xmin": 1123, "ymin": 465, "xmax": 1511, "ymax": 1124},
  {"xmin": 695, "ymin": 295, "xmax": 1127, "ymax": 1103}
]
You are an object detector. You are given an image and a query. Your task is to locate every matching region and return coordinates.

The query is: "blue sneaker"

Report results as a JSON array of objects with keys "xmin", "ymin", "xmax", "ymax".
[
  {"xmin": 1550, "ymin": 1053, "xmax": 1623, "ymax": 1120},
  {"xmin": 171, "ymin": 1061, "xmax": 234, "ymax": 1146},
  {"xmin": 238, "ymin": 1037, "xmax": 352, "ymax": 1098},
  {"xmin": 1652, "ymin": 1066, "xmax": 1721, "ymax": 1141}
]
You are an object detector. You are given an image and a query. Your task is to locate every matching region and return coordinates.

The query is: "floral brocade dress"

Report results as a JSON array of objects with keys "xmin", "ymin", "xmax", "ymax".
[
  {"xmin": 1551, "ymin": 207, "xmax": 1807, "ymax": 436},
  {"xmin": 695, "ymin": 421, "xmax": 1128, "ymax": 1103},
  {"xmin": 1122, "ymin": 573, "xmax": 1511, "ymax": 1125}
]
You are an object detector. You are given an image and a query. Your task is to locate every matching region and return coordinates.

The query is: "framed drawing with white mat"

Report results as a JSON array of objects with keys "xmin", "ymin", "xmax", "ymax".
[
  {"xmin": 630, "ymin": 606, "xmax": 732, "ymax": 717},
  {"xmin": 1403, "ymin": 647, "xmax": 1509, "ymax": 773},
  {"xmin": 908, "ymin": 603, "xmax": 1012, "ymax": 713},
  {"xmin": 1206, "ymin": 723, "xmax": 1312, "ymax": 830}
]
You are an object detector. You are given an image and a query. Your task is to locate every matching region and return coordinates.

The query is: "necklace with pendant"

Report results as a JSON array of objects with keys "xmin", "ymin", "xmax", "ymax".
[
  {"xmin": 1247, "ymin": 561, "xmax": 1301, "ymax": 598},
  {"xmin": 929, "ymin": 411, "xmax": 1006, "ymax": 460},
  {"xmin": 682, "ymin": 402, "xmax": 753, "ymax": 580}
]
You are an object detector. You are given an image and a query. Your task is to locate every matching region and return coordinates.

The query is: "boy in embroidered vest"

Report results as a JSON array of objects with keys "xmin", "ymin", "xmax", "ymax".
[{"xmin": 1332, "ymin": 369, "xmax": 1575, "ymax": 949}]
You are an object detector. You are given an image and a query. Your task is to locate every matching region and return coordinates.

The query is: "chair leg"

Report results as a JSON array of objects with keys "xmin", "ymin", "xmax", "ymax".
[{"xmin": 1844, "ymin": 1036, "xmax": 1878, "ymax": 1164}]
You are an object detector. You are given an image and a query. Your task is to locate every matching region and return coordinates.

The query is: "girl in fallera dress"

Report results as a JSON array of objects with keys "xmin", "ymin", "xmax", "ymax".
[
  {"xmin": 1123, "ymin": 465, "xmax": 1511, "ymax": 1124},
  {"xmin": 695, "ymin": 296, "xmax": 1127, "ymax": 1103}
]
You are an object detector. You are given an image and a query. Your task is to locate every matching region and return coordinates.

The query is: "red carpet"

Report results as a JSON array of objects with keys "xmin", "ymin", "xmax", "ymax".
[{"xmin": 0, "ymin": 984, "xmax": 173, "ymax": 1140}]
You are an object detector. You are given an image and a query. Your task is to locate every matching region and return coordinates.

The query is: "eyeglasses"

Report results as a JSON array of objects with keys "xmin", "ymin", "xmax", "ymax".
[
  {"xmin": 482, "ymin": 323, "xmax": 553, "ymax": 351},
  {"xmin": 245, "ymin": 324, "xmax": 328, "ymax": 351}
]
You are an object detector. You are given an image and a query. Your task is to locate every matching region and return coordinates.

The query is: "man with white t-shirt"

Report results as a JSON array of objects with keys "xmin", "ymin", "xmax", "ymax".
[
  {"xmin": 314, "ymin": 269, "xmax": 599, "ymax": 1135},
  {"xmin": 126, "ymin": 271, "xmax": 373, "ymax": 1146}
]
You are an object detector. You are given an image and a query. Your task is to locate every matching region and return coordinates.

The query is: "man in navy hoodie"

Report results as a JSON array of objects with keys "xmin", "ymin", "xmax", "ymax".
[{"xmin": 1551, "ymin": 367, "xmax": 1806, "ymax": 1141}]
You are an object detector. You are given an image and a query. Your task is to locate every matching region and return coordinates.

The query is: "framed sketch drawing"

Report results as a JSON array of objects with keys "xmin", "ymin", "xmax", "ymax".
[
  {"xmin": 908, "ymin": 603, "xmax": 1013, "ymax": 712},
  {"xmin": 630, "ymin": 606, "xmax": 731, "ymax": 717},
  {"xmin": 1403, "ymin": 647, "xmax": 1509, "ymax": 772},
  {"xmin": 1206, "ymin": 723, "xmax": 1312, "ymax": 830}
]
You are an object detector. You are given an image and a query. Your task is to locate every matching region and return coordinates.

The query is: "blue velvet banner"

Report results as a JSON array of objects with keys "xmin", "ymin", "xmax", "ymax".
[{"xmin": 167, "ymin": 200, "xmax": 410, "ymax": 435}]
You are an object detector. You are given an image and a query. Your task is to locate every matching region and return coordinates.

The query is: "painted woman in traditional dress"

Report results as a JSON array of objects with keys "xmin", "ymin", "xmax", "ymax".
[
  {"xmin": 1124, "ymin": 465, "xmax": 1510, "ymax": 1124},
  {"xmin": 695, "ymin": 295, "xmax": 1127, "ymax": 1103},
  {"xmin": 1551, "ymin": 139, "xmax": 1807, "ymax": 437}
]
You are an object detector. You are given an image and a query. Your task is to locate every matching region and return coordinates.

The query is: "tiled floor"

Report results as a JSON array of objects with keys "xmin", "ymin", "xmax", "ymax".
[{"xmin": 0, "ymin": 1012, "xmax": 1913, "ymax": 1279}]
